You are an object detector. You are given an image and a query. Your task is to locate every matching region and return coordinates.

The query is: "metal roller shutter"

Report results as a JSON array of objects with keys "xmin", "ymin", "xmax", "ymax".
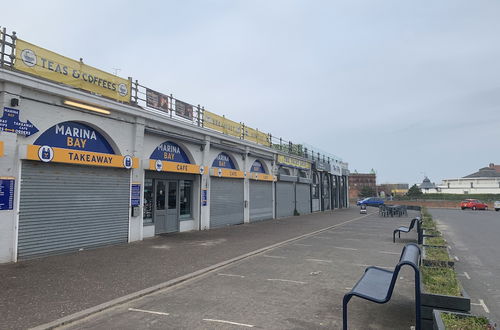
[
  {"xmin": 18, "ymin": 161, "xmax": 130, "ymax": 260},
  {"xmin": 276, "ymin": 181, "xmax": 294, "ymax": 218},
  {"xmin": 296, "ymin": 183, "xmax": 311, "ymax": 215},
  {"xmin": 210, "ymin": 178, "xmax": 244, "ymax": 228},
  {"xmin": 249, "ymin": 181, "xmax": 273, "ymax": 222}
]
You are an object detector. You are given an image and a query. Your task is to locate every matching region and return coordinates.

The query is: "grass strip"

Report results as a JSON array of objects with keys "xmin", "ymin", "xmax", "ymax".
[
  {"xmin": 425, "ymin": 246, "xmax": 451, "ymax": 261},
  {"xmin": 425, "ymin": 236, "xmax": 447, "ymax": 247},
  {"xmin": 422, "ymin": 266, "xmax": 461, "ymax": 296},
  {"xmin": 441, "ymin": 312, "xmax": 492, "ymax": 329}
]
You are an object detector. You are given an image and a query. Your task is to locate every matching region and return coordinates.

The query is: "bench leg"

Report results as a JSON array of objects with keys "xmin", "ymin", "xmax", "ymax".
[
  {"xmin": 393, "ymin": 230, "xmax": 397, "ymax": 243},
  {"xmin": 342, "ymin": 294, "xmax": 352, "ymax": 330}
]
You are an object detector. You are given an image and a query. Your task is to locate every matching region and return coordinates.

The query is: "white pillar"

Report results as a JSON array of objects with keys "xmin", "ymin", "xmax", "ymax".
[{"xmin": 200, "ymin": 136, "xmax": 211, "ymax": 230}]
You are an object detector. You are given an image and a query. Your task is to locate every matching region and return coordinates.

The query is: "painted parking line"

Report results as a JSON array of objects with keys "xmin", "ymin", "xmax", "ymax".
[
  {"xmin": 203, "ymin": 318, "xmax": 255, "ymax": 328},
  {"xmin": 262, "ymin": 255, "xmax": 287, "ymax": 259},
  {"xmin": 294, "ymin": 243, "xmax": 313, "ymax": 247},
  {"xmin": 267, "ymin": 278, "xmax": 307, "ymax": 284},
  {"xmin": 379, "ymin": 251, "xmax": 400, "ymax": 255},
  {"xmin": 462, "ymin": 272, "xmax": 471, "ymax": 280},
  {"xmin": 306, "ymin": 258, "xmax": 332, "ymax": 263},
  {"xmin": 313, "ymin": 236, "xmax": 332, "ymax": 239},
  {"xmin": 218, "ymin": 273, "xmax": 246, "ymax": 278},
  {"xmin": 332, "ymin": 246, "xmax": 358, "ymax": 251},
  {"xmin": 128, "ymin": 308, "xmax": 170, "ymax": 316},
  {"xmin": 471, "ymin": 299, "xmax": 490, "ymax": 313},
  {"xmin": 454, "ymin": 256, "xmax": 460, "ymax": 261}
]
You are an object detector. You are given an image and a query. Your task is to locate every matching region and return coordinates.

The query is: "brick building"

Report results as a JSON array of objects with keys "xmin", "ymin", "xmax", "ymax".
[{"xmin": 348, "ymin": 173, "xmax": 376, "ymax": 200}]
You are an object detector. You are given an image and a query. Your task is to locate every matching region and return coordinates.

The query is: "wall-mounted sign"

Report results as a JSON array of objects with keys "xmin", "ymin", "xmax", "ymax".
[
  {"xmin": 212, "ymin": 152, "xmax": 236, "ymax": 169},
  {"xmin": 210, "ymin": 167, "xmax": 245, "ymax": 179},
  {"xmin": 14, "ymin": 39, "xmax": 131, "ymax": 103},
  {"xmin": 146, "ymin": 88, "xmax": 169, "ymax": 112},
  {"xmin": 0, "ymin": 107, "xmax": 39, "ymax": 136},
  {"xmin": 0, "ymin": 141, "xmax": 4, "ymax": 157},
  {"xmin": 203, "ymin": 110, "xmax": 242, "ymax": 139},
  {"xmin": 0, "ymin": 177, "xmax": 15, "ymax": 210},
  {"xmin": 150, "ymin": 141, "xmax": 190, "ymax": 164},
  {"xmin": 201, "ymin": 189, "xmax": 207, "ymax": 206},
  {"xmin": 249, "ymin": 173, "xmax": 275, "ymax": 181},
  {"xmin": 330, "ymin": 163, "xmax": 342, "ymax": 176},
  {"xmin": 26, "ymin": 121, "xmax": 138, "ymax": 168},
  {"xmin": 35, "ymin": 121, "xmax": 115, "ymax": 153},
  {"xmin": 175, "ymin": 100, "xmax": 193, "ymax": 120},
  {"xmin": 131, "ymin": 183, "xmax": 141, "ymax": 207},
  {"xmin": 149, "ymin": 140, "xmax": 201, "ymax": 174},
  {"xmin": 244, "ymin": 126, "xmax": 269, "ymax": 146},
  {"xmin": 250, "ymin": 160, "xmax": 266, "ymax": 173},
  {"xmin": 277, "ymin": 154, "xmax": 311, "ymax": 170}
]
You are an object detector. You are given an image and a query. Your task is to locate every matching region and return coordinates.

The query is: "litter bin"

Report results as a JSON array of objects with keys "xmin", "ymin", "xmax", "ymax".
[{"xmin": 360, "ymin": 204, "xmax": 367, "ymax": 214}]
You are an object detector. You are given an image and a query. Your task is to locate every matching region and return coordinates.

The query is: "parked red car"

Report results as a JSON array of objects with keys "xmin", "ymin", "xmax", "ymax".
[{"xmin": 460, "ymin": 199, "xmax": 488, "ymax": 210}]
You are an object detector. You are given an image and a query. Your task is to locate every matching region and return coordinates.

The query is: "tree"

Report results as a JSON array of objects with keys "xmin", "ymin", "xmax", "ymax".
[
  {"xmin": 358, "ymin": 186, "xmax": 376, "ymax": 198},
  {"xmin": 406, "ymin": 184, "xmax": 423, "ymax": 198}
]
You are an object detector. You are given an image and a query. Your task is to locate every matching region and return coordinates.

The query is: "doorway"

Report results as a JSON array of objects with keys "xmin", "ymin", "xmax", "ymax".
[{"xmin": 154, "ymin": 180, "xmax": 179, "ymax": 234}]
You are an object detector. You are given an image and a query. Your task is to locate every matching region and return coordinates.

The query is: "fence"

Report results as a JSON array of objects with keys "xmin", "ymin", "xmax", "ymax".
[{"xmin": 0, "ymin": 26, "xmax": 345, "ymax": 168}]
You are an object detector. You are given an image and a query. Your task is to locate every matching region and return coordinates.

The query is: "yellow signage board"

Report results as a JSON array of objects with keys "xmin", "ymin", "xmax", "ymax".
[
  {"xmin": 27, "ymin": 145, "xmax": 138, "ymax": 168},
  {"xmin": 149, "ymin": 159, "xmax": 201, "ymax": 174},
  {"xmin": 249, "ymin": 172, "xmax": 275, "ymax": 181},
  {"xmin": 14, "ymin": 39, "xmax": 131, "ymax": 103},
  {"xmin": 203, "ymin": 111, "xmax": 242, "ymax": 139},
  {"xmin": 277, "ymin": 154, "xmax": 311, "ymax": 170},
  {"xmin": 244, "ymin": 126, "xmax": 269, "ymax": 146},
  {"xmin": 210, "ymin": 167, "xmax": 245, "ymax": 179},
  {"xmin": 0, "ymin": 141, "xmax": 4, "ymax": 157}
]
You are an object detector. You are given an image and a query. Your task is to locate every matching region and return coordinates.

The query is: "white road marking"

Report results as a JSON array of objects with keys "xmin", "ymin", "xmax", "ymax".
[
  {"xmin": 379, "ymin": 251, "xmax": 400, "ymax": 255},
  {"xmin": 332, "ymin": 246, "xmax": 358, "ymax": 251},
  {"xmin": 479, "ymin": 299, "xmax": 490, "ymax": 313},
  {"xmin": 294, "ymin": 243, "xmax": 313, "ymax": 247},
  {"xmin": 355, "ymin": 264, "xmax": 392, "ymax": 270},
  {"xmin": 454, "ymin": 256, "xmax": 459, "ymax": 261},
  {"xmin": 218, "ymin": 273, "xmax": 245, "ymax": 278},
  {"xmin": 128, "ymin": 308, "xmax": 170, "ymax": 316},
  {"xmin": 306, "ymin": 258, "xmax": 333, "ymax": 263},
  {"xmin": 463, "ymin": 272, "xmax": 470, "ymax": 280},
  {"xmin": 314, "ymin": 236, "xmax": 332, "ymax": 239},
  {"xmin": 262, "ymin": 255, "xmax": 286, "ymax": 259},
  {"xmin": 203, "ymin": 318, "xmax": 255, "ymax": 328},
  {"xmin": 267, "ymin": 278, "xmax": 307, "ymax": 284}
]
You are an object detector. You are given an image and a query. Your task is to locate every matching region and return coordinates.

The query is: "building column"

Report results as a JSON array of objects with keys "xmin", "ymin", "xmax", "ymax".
[
  {"xmin": 243, "ymin": 146, "xmax": 250, "ymax": 223},
  {"xmin": 200, "ymin": 136, "xmax": 211, "ymax": 230},
  {"xmin": 129, "ymin": 117, "xmax": 145, "ymax": 242}
]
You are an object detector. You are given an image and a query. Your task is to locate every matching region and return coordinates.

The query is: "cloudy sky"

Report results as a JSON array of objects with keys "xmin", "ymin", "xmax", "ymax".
[{"xmin": 3, "ymin": 0, "xmax": 500, "ymax": 184}]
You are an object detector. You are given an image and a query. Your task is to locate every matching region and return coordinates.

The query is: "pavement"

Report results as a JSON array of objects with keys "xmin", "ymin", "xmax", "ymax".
[{"xmin": 0, "ymin": 207, "xmax": 421, "ymax": 330}]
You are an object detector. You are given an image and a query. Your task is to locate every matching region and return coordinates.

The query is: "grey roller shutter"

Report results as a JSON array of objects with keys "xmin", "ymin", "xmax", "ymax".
[
  {"xmin": 276, "ymin": 181, "xmax": 294, "ymax": 218},
  {"xmin": 296, "ymin": 183, "xmax": 311, "ymax": 215},
  {"xmin": 18, "ymin": 161, "xmax": 130, "ymax": 260},
  {"xmin": 210, "ymin": 178, "xmax": 244, "ymax": 228},
  {"xmin": 249, "ymin": 181, "xmax": 273, "ymax": 222}
]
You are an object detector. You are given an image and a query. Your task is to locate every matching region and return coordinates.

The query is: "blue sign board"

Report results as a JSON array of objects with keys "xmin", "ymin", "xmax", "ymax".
[
  {"xmin": 250, "ymin": 160, "xmax": 266, "ymax": 173},
  {"xmin": 212, "ymin": 152, "xmax": 236, "ymax": 169},
  {"xmin": 34, "ymin": 121, "xmax": 115, "ymax": 154},
  {"xmin": 150, "ymin": 141, "xmax": 191, "ymax": 163},
  {"xmin": 131, "ymin": 184, "xmax": 141, "ymax": 207},
  {"xmin": 201, "ymin": 189, "xmax": 207, "ymax": 206},
  {"xmin": 0, "ymin": 178, "xmax": 15, "ymax": 210},
  {"xmin": 0, "ymin": 107, "xmax": 39, "ymax": 137}
]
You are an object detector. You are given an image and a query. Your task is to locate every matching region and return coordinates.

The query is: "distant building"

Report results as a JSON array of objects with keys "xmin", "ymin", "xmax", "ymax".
[
  {"xmin": 437, "ymin": 163, "xmax": 500, "ymax": 194},
  {"xmin": 377, "ymin": 183, "xmax": 409, "ymax": 197},
  {"xmin": 349, "ymin": 172, "xmax": 376, "ymax": 200},
  {"xmin": 419, "ymin": 177, "xmax": 438, "ymax": 194}
]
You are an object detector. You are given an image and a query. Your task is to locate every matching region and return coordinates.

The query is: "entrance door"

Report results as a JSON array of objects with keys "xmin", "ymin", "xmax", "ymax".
[{"xmin": 154, "ymin": 180, "xmax": 179, "ymax": 234}]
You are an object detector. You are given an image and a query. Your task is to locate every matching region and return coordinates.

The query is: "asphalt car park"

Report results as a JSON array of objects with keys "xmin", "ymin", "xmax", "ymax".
[{"xmin": 59, "ymin": 211, "xmax": 420, "ymax": 330}]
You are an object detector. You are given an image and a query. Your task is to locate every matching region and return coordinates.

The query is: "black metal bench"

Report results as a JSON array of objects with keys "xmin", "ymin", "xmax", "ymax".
[
  {"xmin": 342, "ymin": 243, "xmax": 421, "ymax": 330},
  {"xmin": 393, "ymin": 217, "xmax": 421, "ymax": 243}
]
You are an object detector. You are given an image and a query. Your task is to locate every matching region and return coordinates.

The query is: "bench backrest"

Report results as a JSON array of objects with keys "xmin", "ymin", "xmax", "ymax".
[
  {"xmin": 408, "ymin": 217, "xmax": 421, "ymax": 230},
  {"xmin": 385, "ymin": 243, "xmax": 421, "ymax": 301}
]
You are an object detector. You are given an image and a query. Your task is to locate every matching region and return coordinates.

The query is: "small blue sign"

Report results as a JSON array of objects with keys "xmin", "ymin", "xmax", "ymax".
[
  {"xmin": 0, "ymin": 178, "xmax": 15, "ymax": 211},
  {"xmin": 150, "ymin": 141, "xmax": 191, "ymax": 163},
  {"xmin": 34, "ymin": 121, "xmax": 115, "ymax": 154},
  {"xmin": 250, "ymin": 160, "xmax": 266, "ymax": 173},
  {"xmin": 212, "ymin": 152, "xmax": 236, "ymax": 169},
  {"xmin": 0, "ymin": 107, "xmax": 39, "ymax": 137},
  {"xmin": 131, "ymin": 184, "xmax": 141, "ymax": 207},
  {"xmin": 201, "ymin": 189, "xmax": 207, "ymax": 206}
]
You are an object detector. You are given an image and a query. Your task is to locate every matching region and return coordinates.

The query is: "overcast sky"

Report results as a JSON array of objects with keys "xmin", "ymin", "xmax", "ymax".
[{"xmin": 3, "ymin": 0, "xmax": 500, "ymax": 184}]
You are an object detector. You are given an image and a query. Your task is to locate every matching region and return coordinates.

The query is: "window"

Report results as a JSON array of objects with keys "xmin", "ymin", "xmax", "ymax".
[
  {"xmin": 168, "ymin": 181, "xmax": 177, "ymax": 209},
  {"xmin": 470, "ymin": 182, "xmax": 474, "ymax": 188},
  {"xmin": 447, "ymin": 183, "xmax": 450, "ymax": 188},
  {"xmin": 312, "ymin": 173, "xmax": 320, "ymax": 198},
  {"xmin": 156, "ymin": 181, "xmax": 166, "ymax": 210},
  {"xmin": 143, "ymin": 179, "xmax": 153, "ymax": 224},
  {"xmin": 179, "ymin": 180, "xmax": 193, "ymax": 219}
]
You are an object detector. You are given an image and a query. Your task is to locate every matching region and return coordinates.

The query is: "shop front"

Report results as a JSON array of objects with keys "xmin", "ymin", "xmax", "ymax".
[
  {"xmin": 144, "ymin": 141, "xmax": 200, "ymax": 234},
  {"xmin": 248, "ymin": 160, "xmax": 274, "ymax": 222},
  {"xmin": 209, "ymin": 152, "xmax": 244, "ymax": 228},
  {"xmin": 18, "ymin": 121, "xmax": 138, "ymax": 260}
]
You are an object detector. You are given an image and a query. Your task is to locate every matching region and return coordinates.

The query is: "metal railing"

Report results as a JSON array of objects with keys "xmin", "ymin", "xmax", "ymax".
[{"xmin": 0, "ymin": 26, "xmax": 347, "ymax": 168}]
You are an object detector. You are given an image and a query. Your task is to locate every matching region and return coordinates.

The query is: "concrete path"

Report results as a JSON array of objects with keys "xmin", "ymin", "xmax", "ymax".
[{"xmin": 0, "ymin": 208, "xmax": 420, "ymax": 329}]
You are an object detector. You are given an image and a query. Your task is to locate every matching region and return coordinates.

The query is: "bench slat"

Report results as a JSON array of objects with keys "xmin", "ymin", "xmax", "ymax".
[{"xmin": 350, "ymin": 267, "xmax": 394, "ymax": 302}]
